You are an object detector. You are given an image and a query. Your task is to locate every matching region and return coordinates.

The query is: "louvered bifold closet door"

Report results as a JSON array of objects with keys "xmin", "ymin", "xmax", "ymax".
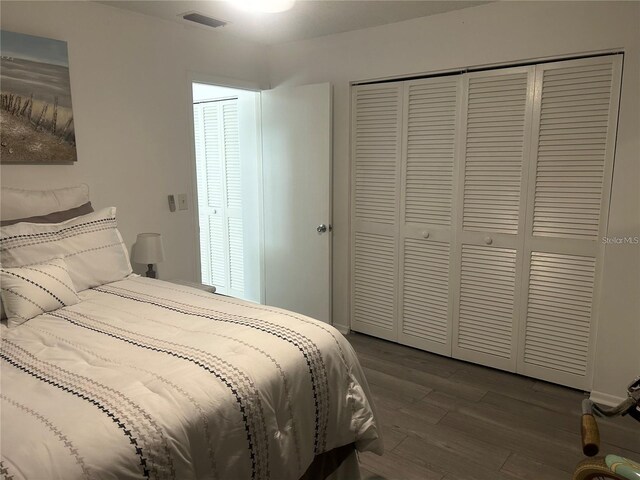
[
  {"xmin": 453, "ymin": 66, "xmax": 535, "ymax": 371},
  {"xmin": 194, "ymin": 99, "xmax": 244, "ymax": 297},
  {"xmin": 517, "ymin": 55, "xmax": 622, "ymax": 389},
  {"xmin": 195, "ymin": 102, "xmax": 227, "ymax": 290},
  {"xmin": 398, "ymin": 77, "xmax": 461, "ymax": 355},
  {"xmin": 351, "ymin": 83, "xmax": 403, "ymax": 341}
]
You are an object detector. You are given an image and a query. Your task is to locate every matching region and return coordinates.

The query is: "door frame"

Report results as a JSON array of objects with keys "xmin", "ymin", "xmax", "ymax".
[{"xmin": 186, "ymin": 71, "xmax": 266, "ymax": 303}]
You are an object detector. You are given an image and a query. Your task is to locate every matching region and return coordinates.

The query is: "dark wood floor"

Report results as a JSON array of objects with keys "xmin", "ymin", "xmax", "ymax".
[{"xmin": 345, "ymin": 332, "xmax": 640, "ymax": 480}]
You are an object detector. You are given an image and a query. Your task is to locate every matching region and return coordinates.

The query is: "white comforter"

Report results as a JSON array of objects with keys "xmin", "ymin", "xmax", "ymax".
[{"xmin": 0, "ymin": 277, "xmax": 381, "ymax": 480}]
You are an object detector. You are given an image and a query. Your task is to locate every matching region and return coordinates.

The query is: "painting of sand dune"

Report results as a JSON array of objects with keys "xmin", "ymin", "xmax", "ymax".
[{"xmin": 1, "ymin": 30, "xmax": 77, "ymax": 164}]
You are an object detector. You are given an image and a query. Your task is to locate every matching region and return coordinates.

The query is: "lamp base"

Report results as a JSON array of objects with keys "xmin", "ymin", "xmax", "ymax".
[{"xmin": 146, "ymin": 264, "xmax": 157, "ymax": 278}]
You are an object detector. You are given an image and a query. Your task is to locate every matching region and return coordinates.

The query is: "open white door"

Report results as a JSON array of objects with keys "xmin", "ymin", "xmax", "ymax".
[{"xmin": 261, "ymin": 83, "xmax": 332, "ymax": 323}]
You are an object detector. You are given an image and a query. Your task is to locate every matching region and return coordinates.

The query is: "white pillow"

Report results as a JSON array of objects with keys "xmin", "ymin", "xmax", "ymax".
[
  {"xmin": 0, "ymin": 257, "xmax": 80, "ymax": 327},
  {"xmin": 1, "ymin": 184, "xmax": 90, "ymax": 221},
  {"xmin": 0, "ymin": 207, "xmax": 132, "ymax": 292}
]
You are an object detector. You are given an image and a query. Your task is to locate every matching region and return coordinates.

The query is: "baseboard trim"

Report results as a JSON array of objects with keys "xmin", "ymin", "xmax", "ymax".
[
  {"xmin": 589, "ymin": 390, "xmax": 626, "ymax": 407},
  {"xmin": 333, "ymin": 324, "xmax": 350, "ymax": 335}
]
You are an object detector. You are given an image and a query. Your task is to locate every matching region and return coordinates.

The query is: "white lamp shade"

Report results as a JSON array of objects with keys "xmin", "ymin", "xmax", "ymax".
[{"xmin": 133, "ymin": 233, "xmax": 165, "ymax": 264}]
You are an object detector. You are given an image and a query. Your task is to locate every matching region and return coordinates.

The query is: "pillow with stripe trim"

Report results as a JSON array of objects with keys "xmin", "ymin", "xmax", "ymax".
[
  {"xmin": 0, "ymin": 207, "xmax": 132, "ymax": 292},
  {"xmin": 0, "ymin": 257, "xmax": 80, "ymax": 327},
  {"xmin": 1, "ymin": 184, "xmax": 89, "ymax": 222}
]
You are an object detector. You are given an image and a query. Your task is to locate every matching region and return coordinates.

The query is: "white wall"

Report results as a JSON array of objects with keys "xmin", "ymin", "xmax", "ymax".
[
  {"xmin": 267, "ymin": 1, "xmax": 640, "ymax": 400},
  {"xmin": 0, "ymin": 1, "xmax": 269, "ymax": 280}
]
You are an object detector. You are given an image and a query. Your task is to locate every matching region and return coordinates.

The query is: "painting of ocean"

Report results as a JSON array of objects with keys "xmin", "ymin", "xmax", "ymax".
[{"xmin": 1, "ymin": 30, "xmax": 77, "ymax": 164}]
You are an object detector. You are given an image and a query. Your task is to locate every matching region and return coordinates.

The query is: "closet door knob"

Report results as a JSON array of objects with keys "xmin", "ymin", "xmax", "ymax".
[
  {"xmin": 484, "ymin": 236, "xmax": 493, "ymax": 245},
  {"xmin": 422, "ymin": 231, "xmax": 430, "ymax": 239}
]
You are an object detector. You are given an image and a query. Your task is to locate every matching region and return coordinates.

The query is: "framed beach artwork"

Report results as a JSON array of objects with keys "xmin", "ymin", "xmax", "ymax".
[{"xmin": 0, "ymin": 30, "xmax": 77, "ymax": 164}]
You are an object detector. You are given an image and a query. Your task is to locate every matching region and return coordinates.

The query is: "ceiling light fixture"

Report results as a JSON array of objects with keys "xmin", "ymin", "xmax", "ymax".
[{"xmin": 227, "ymin": 0, "xmax": 295, "ymax": 13}]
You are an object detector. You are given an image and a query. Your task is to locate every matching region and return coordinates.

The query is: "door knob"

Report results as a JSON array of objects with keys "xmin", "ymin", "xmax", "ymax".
[
  {"xmin": 485, "ymin": 236, "xmax": 493, "ymax": 245},
  {"xmin": 422, "ymin": 231, "xmax": 430, "ymax": 239},
  {"xmin": 317, "ymin": 224, "xmax": 328, "ymax": 234}
]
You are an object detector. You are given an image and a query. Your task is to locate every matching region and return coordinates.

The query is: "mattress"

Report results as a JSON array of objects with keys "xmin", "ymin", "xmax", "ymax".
[{"xmin": 0, "ymin": 276, "xmax": 382, "ymax": 480}]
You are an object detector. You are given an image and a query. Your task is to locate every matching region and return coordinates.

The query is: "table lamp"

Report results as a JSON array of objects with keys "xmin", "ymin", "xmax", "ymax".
[{"xmin": 133, "ymin": 233, "xmax": 165, "ymax": 278}]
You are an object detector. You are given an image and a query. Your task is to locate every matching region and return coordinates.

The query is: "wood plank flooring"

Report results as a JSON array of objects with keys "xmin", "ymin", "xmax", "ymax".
[{"xmin": 345, "ymin": 333, "xmax": 640, "ymax": 480}]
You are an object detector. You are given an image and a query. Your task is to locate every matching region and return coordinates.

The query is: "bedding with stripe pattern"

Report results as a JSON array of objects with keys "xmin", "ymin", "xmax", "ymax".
[{"xmin": 0, "ymin": 277, "xmax": 382, "ymax": 480}]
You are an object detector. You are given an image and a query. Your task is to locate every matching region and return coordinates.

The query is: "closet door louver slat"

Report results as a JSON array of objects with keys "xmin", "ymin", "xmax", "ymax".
[
  {"xmin": 351, "ymin": 83, "xmax": 403, "ymax": 340},
  {"xmin": 398, "ymin": 77, "xmax": 460, "ymax": 355}
]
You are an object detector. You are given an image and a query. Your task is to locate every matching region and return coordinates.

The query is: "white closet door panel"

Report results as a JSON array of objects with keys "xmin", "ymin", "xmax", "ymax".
[
  {"xmin": 453, "ymin": 67, "xmax": 533, "ymax": 372},
  {"xmin": 455, "ymin": 244, "xmax": 518, "ymax": 371},
  {"xmin": 227, "ymin": 217, "xmax": 244, "ymax": 294},
  {"xmin": 208, "ymin": 214, "xmax": 227, "ymax": 289},
  {"xmin": 223, "ymin": 102, "xmax": 242, "ymax": 211},
  {"xmin": 399, "ymin": 238, "xmax": 451, "ymax": 354},
  {"xmin": 351, "ymin": 82, "xmax": 402, "ymax": 340},
  {"xmin": 351, "ymin": 232, "xmax": 397, "ymax": 340},
  {"xmin": 353, "ymin": 84, "xmax": 403, "ymax": 225},
  {"xmin": 222, "ymin": 101, "xmax": 244, "ymax": 296},
  {"xmin": 518, "ymin": 55, "xmax": 622, "ymax": 390},
  {"xmin": 520, "ymin": 251, "xmax": 596, "ymax": 388},
  {"xmin": 195, "ymin": 99, "xmax": 244, "ymax": 296},
  {"xmin": 404, "ymin": 77, "xmax": 459, "ymax": 226},
  {"xmin": 397, "ymin": 76, "xmax": 460, "ymax": 354},
  {"xmin": 462, "ymin": 69, "xmax": 533, "ymax": 235},
  {"xmin": 194, "ymin": 105, "xmax": 211, "ymax": 285},
  {"xmin": 194, "ymin": 105, "xmax": 206, "ymax": 209},
  {"xmin": 530, "ymin": 56, "xmax": 622, "ymax": 240},
  {"xmin": 203, "ymin": 103, "xmax": 223, "ymax": 209}
]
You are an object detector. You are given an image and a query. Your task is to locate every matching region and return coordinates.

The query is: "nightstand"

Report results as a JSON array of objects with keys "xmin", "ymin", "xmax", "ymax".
[{"xmin": 169, "ymin": 279, "xmax": 216, "ymax": 293}]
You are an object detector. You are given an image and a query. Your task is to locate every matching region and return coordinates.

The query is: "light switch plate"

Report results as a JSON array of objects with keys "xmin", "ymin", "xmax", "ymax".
[
  {"xmin": 168, "ymin": 195, "xmax": 176, "ymax": 212},
  {"xmin": 177, "ymin": 193, "xmax": 188, "ymax": 211}
]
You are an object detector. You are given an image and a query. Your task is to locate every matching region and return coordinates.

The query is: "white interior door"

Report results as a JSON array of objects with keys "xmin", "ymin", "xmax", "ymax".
[{"xmin": 261, "ymin": 83, "xmax": 332, "ymax": 323}]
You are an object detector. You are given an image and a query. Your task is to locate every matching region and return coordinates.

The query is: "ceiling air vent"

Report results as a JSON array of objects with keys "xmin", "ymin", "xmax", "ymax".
[{"xmin": 182, "ymin": 12, "xmax": 227, "ymax": 29}]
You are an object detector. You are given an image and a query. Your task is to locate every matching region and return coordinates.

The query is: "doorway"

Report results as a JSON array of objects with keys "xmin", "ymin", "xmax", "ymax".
[
  {"xmin": 192, "ymin": 82, "xmax": 262, "ymax": 303},
  {"xmin": 190, "ymin": 80, "xmax": 333, "ymax": 323}
]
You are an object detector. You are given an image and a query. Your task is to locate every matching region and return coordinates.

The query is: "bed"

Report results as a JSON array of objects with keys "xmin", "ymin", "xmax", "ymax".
[{"xmin": 0, "ymin": 186, "xmax": 382, "ymax": 480}]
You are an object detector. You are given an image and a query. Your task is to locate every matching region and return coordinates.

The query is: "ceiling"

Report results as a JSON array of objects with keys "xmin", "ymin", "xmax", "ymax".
[{"xmin": 99, "ymin": 1, "xmax": 490, "ymax": 45}]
